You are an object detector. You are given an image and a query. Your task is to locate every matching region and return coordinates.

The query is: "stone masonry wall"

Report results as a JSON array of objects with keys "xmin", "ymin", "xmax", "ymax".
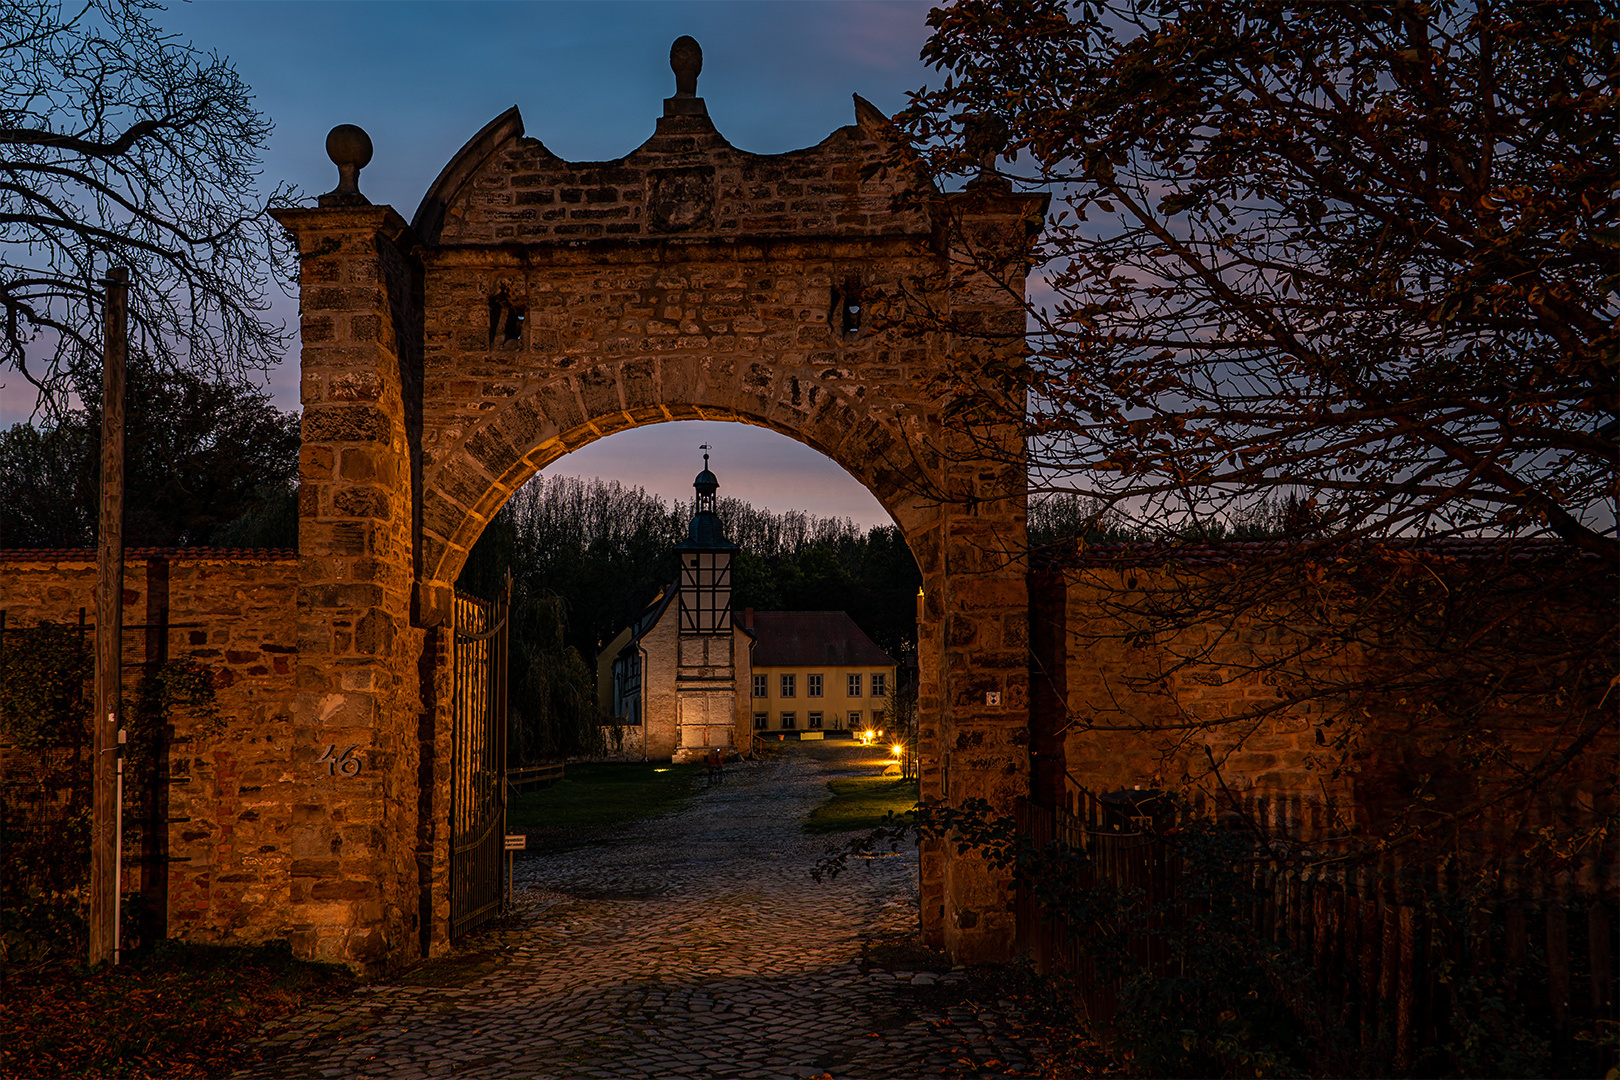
[
  {"xmin": 0, "ymin": 549, "xmax": 299, "ymax": 943},
  {"xmin": 1034, "ymin": 560, "xmax": 1617, "ymax": 861},
  {"xmin": 273, "ymin": 203, "xmax": 431, "ymax": 970}
]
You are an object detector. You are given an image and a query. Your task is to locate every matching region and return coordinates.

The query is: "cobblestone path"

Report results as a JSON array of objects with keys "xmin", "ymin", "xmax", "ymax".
[{"xmin": 236, "ymin": 745, "xmax": 1051, "ymax": 1079}]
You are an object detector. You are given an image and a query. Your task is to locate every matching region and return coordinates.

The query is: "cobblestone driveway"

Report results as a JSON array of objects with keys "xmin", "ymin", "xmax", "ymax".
[{"xmin": 238, "ymin": 745, "xmax": 1049, "ymax": 1079}]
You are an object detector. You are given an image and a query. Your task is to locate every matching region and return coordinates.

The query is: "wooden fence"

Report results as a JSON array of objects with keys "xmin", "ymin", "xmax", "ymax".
[
  {"xmin": 506, "ymin": 762, "xmax": 564, "ymax": 794},
  {"xmin": 1015, "ymin": 791, "xmax": 1617, "ymax": 1076}
]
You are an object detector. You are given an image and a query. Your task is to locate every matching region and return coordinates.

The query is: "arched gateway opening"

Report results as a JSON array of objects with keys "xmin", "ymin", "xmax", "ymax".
[{"xmin": 271, "ymin": 41, "xmax": 1044, "ymax": 971}]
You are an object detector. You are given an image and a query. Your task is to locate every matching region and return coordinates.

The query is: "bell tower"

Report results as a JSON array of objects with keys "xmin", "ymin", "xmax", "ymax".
[
  {"xmin": 677, "ymin": 446, "xmax": 734, "ymax": 633},
  {"xmin": 672, "ymin": 447, "xmax": 741, "ymax": 760}
]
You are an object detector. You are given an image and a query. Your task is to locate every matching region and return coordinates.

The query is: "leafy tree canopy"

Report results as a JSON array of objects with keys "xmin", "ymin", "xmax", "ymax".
[
  {"xmin": 0, "ymin": 360, "xmax": 298, "ymax": 548},
  {"xmin": 904, "ymin": 0, "xmax": 1616, "ymax": 555},
  {"xmin": 895, "ymin": 0, "xmax": 1616, "ymax": 856}
]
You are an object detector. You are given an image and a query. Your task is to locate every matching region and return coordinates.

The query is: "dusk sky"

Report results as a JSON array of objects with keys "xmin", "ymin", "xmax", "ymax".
[{"xmin": 0, "ymin": 1, "xmax": 950, "ymax": 527}]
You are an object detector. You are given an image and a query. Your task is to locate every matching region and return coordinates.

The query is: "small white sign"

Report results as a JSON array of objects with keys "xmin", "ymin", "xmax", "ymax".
[
  {"xmin": 504, "ymin": 834, "xmax": 527, "ymax": 851},
  {"xmin": 986, "ymin": 691, "xmax": 1001, "ymax": 706}
]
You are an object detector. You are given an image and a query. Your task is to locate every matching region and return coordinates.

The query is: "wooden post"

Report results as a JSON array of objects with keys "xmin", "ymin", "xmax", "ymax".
[{"xmin": 90, "ymin": 266, "xmax": 129, "ymax": 967}]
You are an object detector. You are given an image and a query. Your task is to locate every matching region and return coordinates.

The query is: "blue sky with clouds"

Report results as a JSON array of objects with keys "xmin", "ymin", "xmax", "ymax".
[{"xmin": 164, "ymin": 1, "xmax": 943, "ymax": 525}]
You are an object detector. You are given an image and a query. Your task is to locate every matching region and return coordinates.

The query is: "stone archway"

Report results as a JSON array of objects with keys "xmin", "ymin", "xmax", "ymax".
[{"xmin": 272, "ymin": 43, "xmax": 1044, "ymax": 971}]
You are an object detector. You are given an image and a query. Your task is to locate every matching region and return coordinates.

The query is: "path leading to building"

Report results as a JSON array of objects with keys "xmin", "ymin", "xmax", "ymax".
[{"xmin": 236, "ymin": 743, "xmax": 1051, "ymax": 1079}]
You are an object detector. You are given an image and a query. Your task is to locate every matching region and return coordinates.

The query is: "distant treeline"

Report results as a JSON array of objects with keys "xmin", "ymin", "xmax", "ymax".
[
  {"xmin": 457, "ymin": 475, "xmax": 922, "ymax": 665},
  {"xmin": 0, "ymin": 363, "xmax": 298, "ymax": 550},
  {"xmin": 1027, "ymin": 489, "xmax": 1319, "ymax": 546}
]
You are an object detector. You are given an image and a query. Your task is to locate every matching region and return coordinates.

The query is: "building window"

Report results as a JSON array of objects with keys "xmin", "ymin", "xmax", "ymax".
[
  {"xmin": 808, "ymin": 711, "xmax": 823, "ymax": 729},
  {"xmin": 780, "ymin": 712, "xmax": 797, "ymax": 730},
  {"xmin": 612, "ymin": 649, "xmax": 643, "ymax": 726},
  {"xmin": 752, "ymin": 674, "xmax": 767, "ymax": 698},
  {"xmin": 847, "ymin": 673, "xmax": 863, "ymax": 697},
  {"xmin": 807, "ymin": 673, "xmax": 823, "ymax": 698},
  {"xmin": 780, "ymin": 674, "xmax": 796, "ymax": 698},
  {"xmin": 870, "ymin": 673, "xmax": 886, "ymax": 698},
  {"xmin": 848, "ymin": 710, "xmax": 862, "ymax": 729},
  {"xmin": 753, "ymin": 713, "xmax": 768, "ymax": 731}
]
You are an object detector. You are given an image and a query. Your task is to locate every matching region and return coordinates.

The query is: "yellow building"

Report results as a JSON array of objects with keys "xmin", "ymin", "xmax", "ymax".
[{"xmin": 747, "ymin": 611, "xmax": 897, "ymax": 740}]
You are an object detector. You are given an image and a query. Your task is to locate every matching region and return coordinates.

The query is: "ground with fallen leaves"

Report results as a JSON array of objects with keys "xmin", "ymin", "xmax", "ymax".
[{"xmin": 0, "ymin": 942, "xmax": 354, "ymax": 1079}]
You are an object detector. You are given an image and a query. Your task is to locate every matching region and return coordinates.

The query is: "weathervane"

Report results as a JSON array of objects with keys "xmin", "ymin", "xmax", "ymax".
[{"xmin": 700, "ymin": 443, "xmax": 710, "ymax": 468}]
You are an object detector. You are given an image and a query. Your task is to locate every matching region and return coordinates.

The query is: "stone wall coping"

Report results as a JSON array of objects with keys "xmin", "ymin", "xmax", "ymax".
[
  {"xmin": 1032, "ymin": 536, "xmax": 1599, "ymax": 571},
  {"xmin": 0, "ymin": 547, "xmax": 298, "ymax": 564},
  {"xmin": 271, "ymin": 203, "xmax": 417, "ymax": 250}
]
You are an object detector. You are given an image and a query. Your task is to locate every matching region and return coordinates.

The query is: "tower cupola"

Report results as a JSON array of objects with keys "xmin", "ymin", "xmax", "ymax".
[{"xmin": 693, "ymin": 448, "xmax": 719, "ymax": 513}]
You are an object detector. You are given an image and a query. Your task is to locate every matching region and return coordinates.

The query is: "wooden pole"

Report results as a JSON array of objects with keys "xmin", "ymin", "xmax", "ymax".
[{"xmin": 90, "ymin": 266, "xmax": 129, "ymax": 967}]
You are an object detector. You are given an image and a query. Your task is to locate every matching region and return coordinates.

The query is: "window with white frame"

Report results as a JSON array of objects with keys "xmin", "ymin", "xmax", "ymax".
[
  {"xmin": 752, "ymin": 674, "xmax": 768, "ymax": 698},
  {"xmin": 780, "ymin": 673, "xmax": 796, "ymax": 698},
  {"xmin": 780, "ymin": 711, "xmax": 797, "ymax": 730},
  {"xmin": 870, "ymin": 673, "xmax": 886, "ymax": 698},
  {"xmin": 807, "ymin": 673, "xmax": 823, "ymax": 697},
  {"xmin": 848, "ymin": 710, "xmax": 862, "ymax": 728},
  {"xmin": 847, "ymin": 673, "xmax": 863, "ymax": 697},
  {"xmin": 808, "ymin": 711, "xmax": 823, "ymax": 729},
  {"xmin": 753, "ymin": 713, "xmax": 768, "ymax": 730}
]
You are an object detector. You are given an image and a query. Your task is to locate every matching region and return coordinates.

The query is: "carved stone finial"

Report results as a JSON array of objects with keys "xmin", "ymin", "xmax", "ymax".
[
  {"xmin": 961, "ymin": 113, "xmax": 1010, "ymax": 190},
  {"xmin": 670, "ymin": 36, "xmax": 702, "ymax": 97},
  {"xmin": 320, "ymin": 124, "xmax": 373, "ymax": 207}
]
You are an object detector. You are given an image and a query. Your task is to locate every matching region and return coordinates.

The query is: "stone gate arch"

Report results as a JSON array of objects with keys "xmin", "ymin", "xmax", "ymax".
[{"xmin": 273, "ymin": 41, "xmax": 1044, "ymax": 971}]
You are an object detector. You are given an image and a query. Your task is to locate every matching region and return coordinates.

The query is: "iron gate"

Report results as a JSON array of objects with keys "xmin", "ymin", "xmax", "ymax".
[{"xmin": 451, "ymin": 580, "xmax": 509, "ymax": 939}]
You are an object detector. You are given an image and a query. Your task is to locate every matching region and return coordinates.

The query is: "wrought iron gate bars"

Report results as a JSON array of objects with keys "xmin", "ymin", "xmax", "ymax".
[{"xmin": 450, "ymin": 576, "xmax": 509, "ymax": 940}]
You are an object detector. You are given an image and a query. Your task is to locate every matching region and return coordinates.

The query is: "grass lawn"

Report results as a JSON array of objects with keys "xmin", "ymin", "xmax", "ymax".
[
  {"xmin": 0, "ymin": 942, "xmax": 354, "ymax": 1079},
  {"xmin": 506, "ymin": 761, "xmax": 703, "ymax": 849},
  {"xmin": 804, "ymin": 775, "xmax": 919, "ymax": 834}
]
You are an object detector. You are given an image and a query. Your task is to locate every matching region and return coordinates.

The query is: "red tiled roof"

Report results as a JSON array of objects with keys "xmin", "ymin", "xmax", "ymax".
[
  {"xmin": 750, "ymin": 611, "xmax": 896, "ymax": 668},
  {"xmin": 0, "ymin": 547, "xmax": 297, "ymax": 562}
]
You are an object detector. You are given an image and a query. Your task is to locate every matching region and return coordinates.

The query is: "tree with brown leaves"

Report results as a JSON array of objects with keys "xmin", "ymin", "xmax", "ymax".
[{"xmin": 903, "ymin": 0, "xmax": 1616, "ymax": 859}]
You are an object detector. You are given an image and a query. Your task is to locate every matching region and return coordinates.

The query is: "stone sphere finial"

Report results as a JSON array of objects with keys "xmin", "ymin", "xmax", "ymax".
[
  {"xmin": 670, "ymin": 36, "xmax": 702, "ymax": 97},
  {"xmin": 321, "ymin": 124, "xmax": 374, "ymax": 206}
]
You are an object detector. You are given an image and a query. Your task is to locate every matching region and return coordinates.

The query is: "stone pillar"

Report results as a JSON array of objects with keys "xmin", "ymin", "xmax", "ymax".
[
  {"xmin": 925, "ymin": 185, "xmax": 1047, "ymax": 963},
  {"xmin": 271, "ymin": 199, "xmax": 426, "ymax": 970}
]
